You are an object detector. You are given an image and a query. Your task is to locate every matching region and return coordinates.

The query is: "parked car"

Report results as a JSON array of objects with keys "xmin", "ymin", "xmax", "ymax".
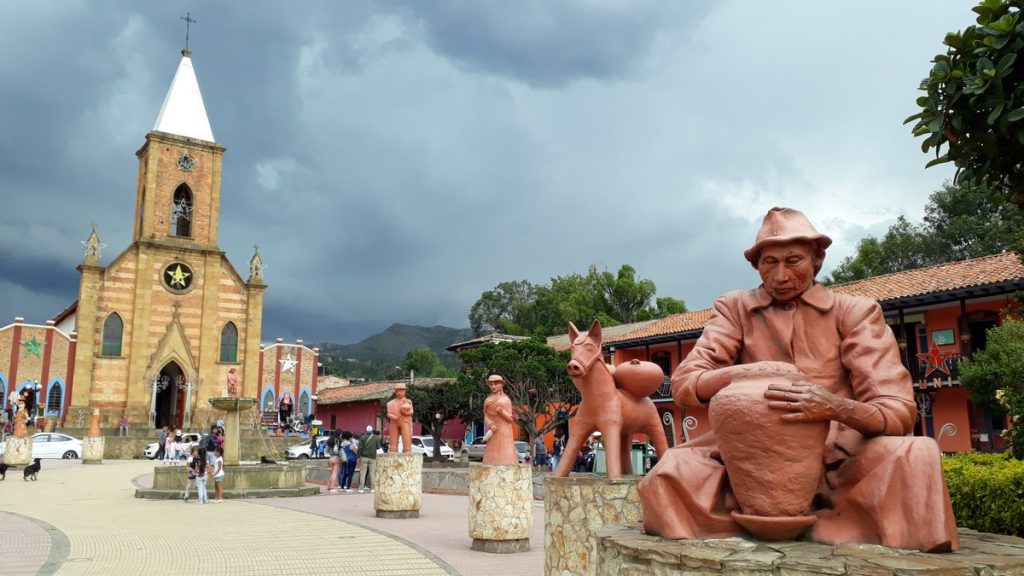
[
  {"xmin": 285, "ymin": 437, "xmax": 324, "ymax": 460},
  {"xmin": 460, "ymin": 438, "xmax": 531, "ymax": 463},
  {"xmin": 0, "ymin": 432, "xmax": 83, "ymax": 459},
  {"xmin": 143, "ymin": 432, "xmax": 202, "ymax": 460},
  {"xmin": 392, "ymin": 435, "xmax": 454, "ymax": 460}
]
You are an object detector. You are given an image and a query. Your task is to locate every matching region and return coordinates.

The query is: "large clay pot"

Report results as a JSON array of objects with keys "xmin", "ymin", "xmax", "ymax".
[
  {"xmin": 613, "ymin": 359, "xmax": 664, "ymax": 397},
  {"xmin": 709, "ymin": 363, "xmax": 828, "ymax": 529}
]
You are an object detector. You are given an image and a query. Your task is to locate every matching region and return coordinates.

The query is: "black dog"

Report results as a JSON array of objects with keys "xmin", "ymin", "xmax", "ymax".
[
  {"xmin": 0, "ymin": 462, "xmax": 8, "ymax": 480},
  {"xmin": 23, "ymin": 458, "xmax": 40, "ymax": 481}
]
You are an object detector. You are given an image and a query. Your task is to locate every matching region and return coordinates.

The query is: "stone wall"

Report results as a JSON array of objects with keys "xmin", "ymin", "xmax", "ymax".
[
  {"xmin": 596, "ymin": 525, "xmax": 1024, "ymax": 575},
  {"xmin": 544, "ymin": 475, "xmax": 641, "ymax": 576}
]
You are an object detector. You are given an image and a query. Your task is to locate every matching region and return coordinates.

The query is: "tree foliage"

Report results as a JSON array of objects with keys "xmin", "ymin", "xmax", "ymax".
[
  {"xmin": 401, "ymin": 348, "xmax": 453, "ymax": 378},
  {"xmin": 907, "ymin": 0, "xmax": 1024, "ymax": 208},
  {"xmin": 468, "ymin": 264, "xmax": 686, "ymax": 337},
  {"xmin": 455, "ymin": 338, "xmax": 579, "ymax": 450},
  {"xmin": 959, "ymin": 318, "xmax": 1024, "ymax": 459},
  {"xmin": 823, "ymin": 182, "xmax": 1024, "ymax": 284}
]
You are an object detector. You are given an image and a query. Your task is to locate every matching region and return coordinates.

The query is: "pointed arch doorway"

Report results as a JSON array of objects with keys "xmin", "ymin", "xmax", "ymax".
[{"xmin": 155, "ymin": 361, "xmax": 185, "ymax": 429}]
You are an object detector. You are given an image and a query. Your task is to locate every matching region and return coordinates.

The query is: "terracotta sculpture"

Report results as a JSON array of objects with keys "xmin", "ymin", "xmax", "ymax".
[
  {"xmin": 12, "ymin": 398, "xmax": 28, "ymax": 437},
  {"xmin": 226, "ymin": 368, "xmax": 239, "ymax": 397},
  {"xmin": 88, "ymin": 409, "xmax": 101, "ymax": 437},
  {"xmin": 387, "ymin": 382, "xmax": 414, "ymax": 453},
  {"xmin": 553, "ymin": 320, "xmax": 669, "ymax": 479},
  {"xmin": 482, "ymin": 374, "xmax": 519, "ymax": 465},
  {"xmin": 638, "ymin": 207, "xmax": 959, "ymax": 552}
]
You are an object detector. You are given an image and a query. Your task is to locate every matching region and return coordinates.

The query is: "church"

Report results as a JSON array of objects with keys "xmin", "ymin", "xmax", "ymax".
[{"xmin": 0, "ymin": 48, "xmax": 302, "ymax": 431}]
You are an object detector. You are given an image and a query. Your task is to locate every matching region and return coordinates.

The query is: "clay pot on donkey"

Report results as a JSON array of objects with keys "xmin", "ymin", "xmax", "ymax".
[{"xmin": 708, "ymin": 362, "xmax": 828, "ymax": 540}]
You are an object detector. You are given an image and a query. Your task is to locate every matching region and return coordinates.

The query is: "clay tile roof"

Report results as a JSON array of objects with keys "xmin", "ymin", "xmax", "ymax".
[
  {"xmin": 547, "ymin": 319, "xmax": 659, "ymax": 351},
  {"xmin": 316, "ymin": 378, "xmax": 455, "ymax": 405},
  {"xmin": 603, "ymin": 309, "xmax": 715, "ymax": 345},
  {"xmin": 51, "ymin": 300, "xmax": 78, "ymax": 325},
  {"xmin": 830, "ymin": 252, "xmax": 1024, "ymax": 303},
  {"xmin": 446, "ymin": 332, "xmax": 529, "ymax": 352}
]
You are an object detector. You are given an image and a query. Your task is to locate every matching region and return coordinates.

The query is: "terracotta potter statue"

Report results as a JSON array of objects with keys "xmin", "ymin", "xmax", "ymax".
[
  {"xmin": 226, "ymin": 368, "xmax": 240, "ymax": 397},
  {"xmin": 12, "ymin": 395, "xmax": 29, "ymax": 437},
  {"xmin": 553, "ymin": 320, "xmax": 669, "ymax": 479},
  {"xmin": 482, "ymin": 374, "xmax": 519, "ymax": 465},
  {"xmin": 387, "ymin": 382, "xmax": 414, "ymax": 453},
  {"xmin": 638, "ymin": 207, "xmax": 959, "ymax": 552}
]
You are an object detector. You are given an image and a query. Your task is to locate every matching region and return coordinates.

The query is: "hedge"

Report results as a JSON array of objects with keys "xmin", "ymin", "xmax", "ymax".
[{"xmin": 942, "ymin": 452, "xmax": 1024, "ymax": 537}]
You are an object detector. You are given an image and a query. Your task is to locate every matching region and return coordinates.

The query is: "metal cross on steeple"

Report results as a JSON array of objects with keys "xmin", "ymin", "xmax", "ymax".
[{"xmin": 180, "ymin": 12, "xmax": 197, "ymax": 50}]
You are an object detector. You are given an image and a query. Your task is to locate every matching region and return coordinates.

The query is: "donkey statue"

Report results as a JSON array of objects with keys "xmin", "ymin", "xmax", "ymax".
[{"xmin": 553, "ymin": 319, "xmax": 669, "ymax": 479}]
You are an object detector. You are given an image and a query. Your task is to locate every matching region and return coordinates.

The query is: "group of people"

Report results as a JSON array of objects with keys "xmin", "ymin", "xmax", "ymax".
[
  {"xmin": 323, "ymin": 426, "xmax": 381, "ymax": 494},
  {"xmin": 181, "ymin": 443, "xmax": 225, "ymax": 504}
]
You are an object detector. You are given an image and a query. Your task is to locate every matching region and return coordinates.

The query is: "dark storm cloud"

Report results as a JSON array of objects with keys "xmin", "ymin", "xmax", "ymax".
[
  {"xmin": 0, "ymin": 2, "xmax": 974, "ymax": 342},
  {"xmin": 393, "ymin": 1, "xmax": 712, "ymax": 87}
]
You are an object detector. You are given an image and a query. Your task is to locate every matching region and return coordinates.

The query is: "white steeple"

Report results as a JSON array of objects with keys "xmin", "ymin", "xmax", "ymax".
[{"xmin": 152, "ymin": 49, "xmax": 215, "ymax": 142}]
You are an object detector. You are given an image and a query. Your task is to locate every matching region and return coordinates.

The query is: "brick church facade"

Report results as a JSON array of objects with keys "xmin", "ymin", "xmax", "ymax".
[{"xmin": 1, "ymin": 50, "xmax": 275, "ymax": 431}]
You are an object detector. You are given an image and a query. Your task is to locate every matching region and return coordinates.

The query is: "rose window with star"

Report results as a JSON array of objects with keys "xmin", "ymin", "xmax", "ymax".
[{"xmin": 163, "ymin": 262, "xmax": 195, "ymax": 294}]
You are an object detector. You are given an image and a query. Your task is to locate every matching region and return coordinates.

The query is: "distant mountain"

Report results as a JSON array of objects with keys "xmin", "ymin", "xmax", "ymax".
[{"xmin": 315, "ymin": 323, "xmax": 475, "ymax": 381}]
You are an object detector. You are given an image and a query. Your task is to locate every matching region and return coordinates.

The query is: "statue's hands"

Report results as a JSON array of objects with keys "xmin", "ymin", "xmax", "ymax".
[{"xmin": 764, "ymin": 381, "xmax": 844, "ymax": 423}]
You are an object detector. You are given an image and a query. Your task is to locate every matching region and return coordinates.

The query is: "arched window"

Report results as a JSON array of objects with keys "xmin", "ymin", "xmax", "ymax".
[
  {"xmin": 46, "ymin": 380, "xmax": 64, "ymax": 415},
  {"xmin": 261, "ymin": 388, "xmax": 276, "ymax": 414},
  {"xmin": 101, "ymin": 313, "xmax": 123, "ymax": 357},
  {"xmin": 170, "ymin": 184, "xmax": 193, "ymax": 237},
  {"xmin": 219, "ymin": 322, "xmax": 238, "ymax": 363},
  {"xmin": 299, "ymin": 390, "xmax": 310, "ymax": 418}
]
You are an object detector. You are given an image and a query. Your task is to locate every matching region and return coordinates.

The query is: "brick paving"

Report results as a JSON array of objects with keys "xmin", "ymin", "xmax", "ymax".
[{"xmin": 0, "ymin": 459, "xmax": 545, "ymax": 575}]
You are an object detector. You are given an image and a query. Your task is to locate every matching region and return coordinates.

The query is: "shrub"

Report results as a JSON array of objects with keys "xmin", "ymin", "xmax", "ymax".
[{"xmin": 942, "ymin": 452, "xmax": 1024, "ymax": 536}]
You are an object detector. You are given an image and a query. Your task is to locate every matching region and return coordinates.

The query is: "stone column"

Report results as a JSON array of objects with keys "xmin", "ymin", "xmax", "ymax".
[
  {"xmin": 374, "ymin": 452, "xmax": 422, "ymax": 518},
  {"xmin": 83, "ymin": 409, "xmax": 104, "ymax": 464},
  {"xmin": 544, "ymin": 475, "xmax": 641, "ymax": 576},
  {"xmin": 222, "ymin": 408, "xmax": 242, "ymax": 466},
  {"xmin": 469, "ymin": 463, "xmax": 532, "ymax": 553}
]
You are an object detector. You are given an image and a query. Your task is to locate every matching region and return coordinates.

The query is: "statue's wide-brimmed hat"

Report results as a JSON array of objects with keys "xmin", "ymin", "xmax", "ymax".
[
  {"xmin": 743, "ymin": 207, "xmax": 832, "ymax": 268},
  {"xmin": 394, "ymin": 382, "xmax": 407, "ymax": 390}
]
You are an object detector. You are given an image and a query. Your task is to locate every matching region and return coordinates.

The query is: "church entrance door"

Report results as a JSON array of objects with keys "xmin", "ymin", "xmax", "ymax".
[{"xmin": 155, "ymin": 362, "xmax": 184, "ymax": 429}]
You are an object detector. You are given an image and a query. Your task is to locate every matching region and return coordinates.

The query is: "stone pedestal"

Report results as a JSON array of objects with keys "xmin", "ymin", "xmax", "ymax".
[
  {"xmin": 544, "ymin": 475, "xmax": 641, "ymax": 576},
  {"xmin": 82, "ymin": 436, "xmax": 105, "ymax": 464},
  {"xmin": 208, "ymin": 397, "xmax": 257, "ymax": 466},
  {"xmin": 374, "ymin": 452, "xmax": 423, "ymax": 518},
  {"xmin": 596, "ymin": 525, "xmax": 1024, "ymax": 575},
  {"xmin": 469, "ymin": 463, "xmax": 532, "ymax": 553},
  {"xmin": 2, "ymin": 435, "xmax": 33, "ymax": 465}
]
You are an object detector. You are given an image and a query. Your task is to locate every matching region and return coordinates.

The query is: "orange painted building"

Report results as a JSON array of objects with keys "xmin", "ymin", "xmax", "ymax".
[{"xmin": 589, "ymin": 253, "xmax": 1023, "ymax": 454}]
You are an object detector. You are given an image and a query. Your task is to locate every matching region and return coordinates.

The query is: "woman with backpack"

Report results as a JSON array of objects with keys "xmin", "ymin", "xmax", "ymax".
[
  {"xmin": 325, "ymin": 431, "xmax": 341, "ymax": 493},
  {"xmin": 340, "ymin": 430, "xmax": 358, "ymax": 492}
]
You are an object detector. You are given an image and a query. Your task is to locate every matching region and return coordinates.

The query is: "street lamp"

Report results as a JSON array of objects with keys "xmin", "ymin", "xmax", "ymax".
[{"xmin": 144, "ymin": 373, "xmax": 171, "ymax": 428}]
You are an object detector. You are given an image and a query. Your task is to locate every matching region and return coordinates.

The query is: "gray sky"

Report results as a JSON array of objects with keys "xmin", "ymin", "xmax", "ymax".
[{"xmin": 0, "ymin": 2, "xmax": 967, "ymax": 343}]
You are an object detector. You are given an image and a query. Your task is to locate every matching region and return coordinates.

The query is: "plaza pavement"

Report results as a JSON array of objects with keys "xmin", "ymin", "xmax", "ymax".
[{"xmin": 0, "ymin": 459, "xmax": 545, "ymax": 576}]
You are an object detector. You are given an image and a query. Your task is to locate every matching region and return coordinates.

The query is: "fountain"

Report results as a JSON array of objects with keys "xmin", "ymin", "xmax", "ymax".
[{"xmin": 134, "ymin": 395, "xmax": 318, "ymax": 500}]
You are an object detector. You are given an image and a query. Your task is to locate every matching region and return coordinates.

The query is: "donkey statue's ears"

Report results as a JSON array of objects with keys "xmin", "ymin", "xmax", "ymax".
[
  {"xmin": 567, "ymin": 321, "xmax": 580, "ymax": 341},
  {"xmin": 589, "ymin": 319, "xmax": 602, "ymax": 342}
]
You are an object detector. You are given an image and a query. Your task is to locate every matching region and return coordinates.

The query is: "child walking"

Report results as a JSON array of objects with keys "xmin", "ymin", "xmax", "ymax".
[
  {"xmin": 193, "ymin": 447, "xmax": 209, "ymax": 503},
  {"xmin": 211, "ymin": 446, "xmax": 225, "ymax": 502}
]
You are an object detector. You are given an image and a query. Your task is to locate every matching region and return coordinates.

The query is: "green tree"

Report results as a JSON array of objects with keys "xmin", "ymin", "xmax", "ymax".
[
  {"xmin": 401, "ymin": 348, "xmax": 453, "ymax": 378},
  {"xmin": 907, "ymin": 0, "xmax": 1024, "ymax": 208},
  {"xmin": 404, "ymin": 377, "xmax": 475, "ymax": 460},
  {"xmin": 959, "ymin": 318, "xmax": 1024, "ymax": 459},
  {"xmin": 469, "ymin": 280, "xmax": 538, "ymax": 335},
  {"xmin": 456, "ymin": 338, "xmax": 579, "ymax": 454}
]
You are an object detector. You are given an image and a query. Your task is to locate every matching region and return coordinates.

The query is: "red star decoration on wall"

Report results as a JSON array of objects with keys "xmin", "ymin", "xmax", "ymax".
[{"xmin": 916, "ymin": 342, "xmax": 950, "ymax": 377}]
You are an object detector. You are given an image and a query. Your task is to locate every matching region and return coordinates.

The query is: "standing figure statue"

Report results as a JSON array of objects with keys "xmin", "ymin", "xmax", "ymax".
[
  {"xmin": 387, "ymin": 382, "xmax": 414, "ymax": 453},
  {"xmin": 638, "ymin": 207, "xmax": 959, "ymax": 552},
  {"xmin": 12, "ymin": 389, "xmax": 31, "ymax": 437},
  {"xmin": 482, "ymin": 374, "xmax": 519, "ymax": 465},
  {"xmin": 226, "ymin": 368, "xmax": 240, "ymax": 397}
]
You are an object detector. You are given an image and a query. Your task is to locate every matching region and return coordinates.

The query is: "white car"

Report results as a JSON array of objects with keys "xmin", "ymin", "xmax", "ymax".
[
  {"xmin": 0, "ymin": 432, "xmax": 83, "ymax": 460},
  {"xmin": 144, "ymin": 432, "xmax": 202, "ymax": 459},
  {"xmin": 285, "ymin": 438, "xmax": 323, "ymax": 459},
  {"xmin": 396, "ymin": 435, "xmax": 454, "ymax": 460}
]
